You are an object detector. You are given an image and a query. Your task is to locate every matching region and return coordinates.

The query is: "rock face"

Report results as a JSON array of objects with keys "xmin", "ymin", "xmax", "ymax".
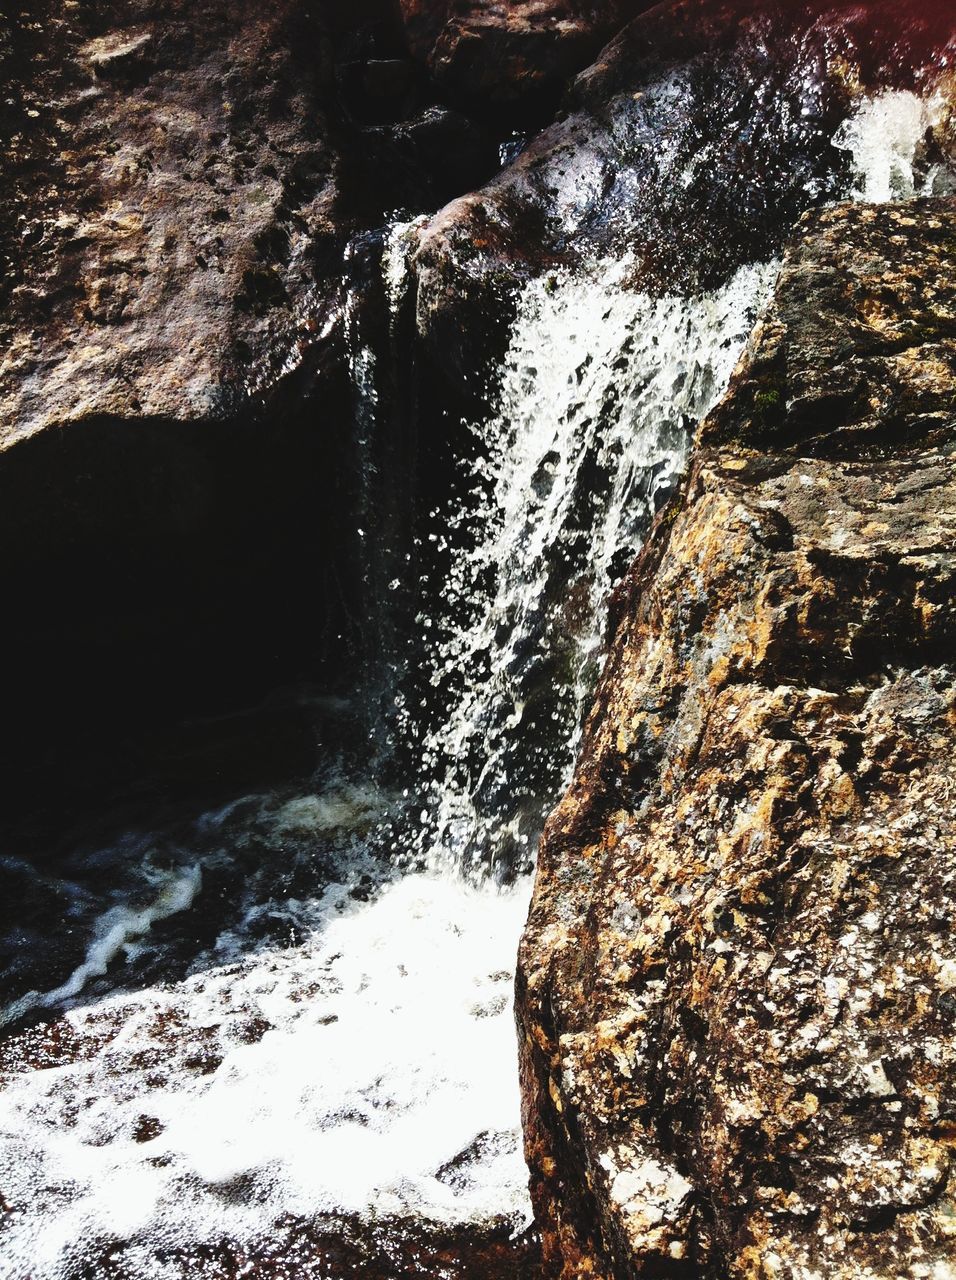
[
  {"xmin": 410, "ymin": 0, "xmax": 955, "ymax": 386},
  {"xmin": 0, "ymin": 0, "xmax": 348, "ymax": 820},
  {"xmin": 398, "ymin": 1, "xmax": 652, "ymax": 115},
  {"xmin": 0, "ymin": 0, "xmax": 489, "ymax": 828},
  {"xmin": 516, "ymin": 198, "xmax": 956, "ymax": 1278},
  {"xmin": 1, "ymin": 0, "xmax": 349, "ymax": 439}
]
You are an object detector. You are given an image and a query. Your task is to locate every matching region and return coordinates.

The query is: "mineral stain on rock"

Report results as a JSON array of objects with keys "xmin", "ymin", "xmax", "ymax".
[{"xmin": 517, "ymin": 199, "xmax": 956, "ymax": 1278}]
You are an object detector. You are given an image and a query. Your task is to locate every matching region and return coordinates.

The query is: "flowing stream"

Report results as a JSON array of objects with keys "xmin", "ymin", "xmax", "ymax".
[{"xmin": 0, "ymin": 87, "xmax": 950, "ymax": 1280}]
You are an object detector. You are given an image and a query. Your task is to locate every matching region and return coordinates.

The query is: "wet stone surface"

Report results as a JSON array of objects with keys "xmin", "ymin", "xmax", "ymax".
[{"xmin": 517, "ymin": 199, "xmax": 956, "ymax": 1278}]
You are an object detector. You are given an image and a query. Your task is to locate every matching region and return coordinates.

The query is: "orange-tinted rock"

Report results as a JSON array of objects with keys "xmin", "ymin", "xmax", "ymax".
[{"xmin": 517, "ymin": 198, "xmax": 956, "ymax": 1277}]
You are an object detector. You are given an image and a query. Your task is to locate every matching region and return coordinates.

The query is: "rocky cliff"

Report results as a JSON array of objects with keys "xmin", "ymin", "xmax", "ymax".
[
  {"xmin": 516, "ymin": 198, "xmax": 956, "ymax": 1277},
  {"xmin": 1, "ymin": 0, "xmax": 671, "ymax": 836},
  {"xmin": 0, "ymin": 1, "xmax": 354, "ymax": 825}
]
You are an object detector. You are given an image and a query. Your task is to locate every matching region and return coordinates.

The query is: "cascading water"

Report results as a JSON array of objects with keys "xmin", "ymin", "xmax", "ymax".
[
  {"xmin": 405, "ymin": 257, "xmax": 777, "ymax": 878},
  {"xmin": 833, "ymin": 88, "xmax": 956, "ymax": 202},
  {"xmin": 0, "ymin": 258, "xmax": 774, "ymax": 1280},
  {"xmin": 2, "ymin": 84, "xmax": 951, "ymax": 1280}
]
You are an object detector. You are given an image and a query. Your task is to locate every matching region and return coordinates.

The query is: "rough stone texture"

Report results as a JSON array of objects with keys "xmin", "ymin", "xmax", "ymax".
[
  {"xmin": 0, "ymin": 0, "xmax": 498, "ymax": 441},
  {"xmin": 0, "ymin": 0, "xmax": 351, "ymax": 821},
  {"xmin": 398, "ymin": 1, "xmax": 652, "ymax": 112},
  {"xmin": 409, "ymin": 0, "xmax": 956, "ymax": 387},
  {"xmin": 517, "ymin": 199, "xmax": 956, "ymax": 1278},
  {"xmin": 0, "ymin": 0, "xmax": 348, "ymax": 440}
]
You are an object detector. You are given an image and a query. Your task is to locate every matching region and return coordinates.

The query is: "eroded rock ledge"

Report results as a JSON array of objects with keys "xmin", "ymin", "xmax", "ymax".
[{"xmin": 517, "ymin": 198, "xmax": 956, "ymax": 1278}]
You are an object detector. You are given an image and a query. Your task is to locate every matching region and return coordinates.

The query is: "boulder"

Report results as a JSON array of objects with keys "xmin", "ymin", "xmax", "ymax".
[
  {"xmin": 0, "ymin": 1, "xmax": 355, "ymax": 802},
  {"xmin": 0, "ymin": 0, "xmax": 483, "ymax": 825},
  {"xmin": 517, "ymin": 198, "xmax": 956, "ymax": 1277},
  {"xmin": 0, "ymin": 0, "xmax": 348, "ymax": 440}
]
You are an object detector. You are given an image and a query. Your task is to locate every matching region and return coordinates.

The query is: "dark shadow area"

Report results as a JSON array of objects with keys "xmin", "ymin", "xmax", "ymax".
[{"xmin": 0, "ymin": 358, "xmax": 358, "ymax": 852}]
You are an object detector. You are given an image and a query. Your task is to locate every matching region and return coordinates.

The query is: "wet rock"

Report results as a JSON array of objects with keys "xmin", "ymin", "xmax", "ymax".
[
  {"xmin": 702, "ymin": 201, "xmax": 956, "ymax": 459},
  {"xmin": 398, "ymin": 1, "xmax": 652, "ymax": 118},
  {"xmin": 409, "ymin": 0, "xmax": 956, "ymax": 388},
  {"xmin": 131, "ymin": 1216, "xmax": 541, "ymax": 1280},
  {"xmin": 517, "ymin": 198, "xmax": 956, "ymax": 1276}
]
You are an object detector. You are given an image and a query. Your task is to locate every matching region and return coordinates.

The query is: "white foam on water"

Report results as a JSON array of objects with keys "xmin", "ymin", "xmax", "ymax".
[
  {"xmin": 835, "ymin": 88, "xmax": 956, "ymax": 202},
  {"xmin": 0, "ymin": 863, "xmax": 532, "ymax": 1278},
  {"xmin": 265, "ymin": 784, "xmax": 384, "ymax": 838}
]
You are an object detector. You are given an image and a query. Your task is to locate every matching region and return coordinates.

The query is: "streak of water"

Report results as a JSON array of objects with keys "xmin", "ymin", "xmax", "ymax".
[{"xmin": 407, "ymin": 258, "xmax": 777, "ymax": 877}]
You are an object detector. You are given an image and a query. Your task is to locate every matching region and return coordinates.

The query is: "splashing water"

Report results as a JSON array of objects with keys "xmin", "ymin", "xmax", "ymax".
[
  {"xmin": 0, "ymin": 251, "xmax": 774, "ymax": 1277},
  {"xmin": 402, "ymin": 82, "xmax": 956, "ymax": 881},
  {"xmin": 409, "ymin": 258, "xmax": 778, "ymax": 877},
  {"xmin": 0, "ymin": 820, "xmax": 531, "ymax": 1277},
  {"xmin": 0, "ymin": 860, "xmax": 202, "ymax": 1032},
  {"xmin": 834, "ymin": 88, "xmax": 956, "ymax": 202}
]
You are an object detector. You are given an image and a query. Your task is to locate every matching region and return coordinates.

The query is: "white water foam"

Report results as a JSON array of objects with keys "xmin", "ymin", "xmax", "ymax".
[
  {"xmin": 0, "ymin": 830, "xmax": 531, "ymax": 1277},
  {"xmin": 835, "ymin": 88, "xmax": 956, "ymax": 202},
  {"xmin": 412, "ymin": 257, "xmax": 778, "ymax": 874},
  {"xmin": 383, "ymin": 216, "xmax": 427, "ymax": 320}
]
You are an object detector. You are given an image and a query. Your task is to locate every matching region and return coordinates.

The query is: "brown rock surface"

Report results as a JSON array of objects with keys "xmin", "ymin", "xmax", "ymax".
[
  {"xmin": 0, "ymin": 0, "xmax": 346, "ymax": 440},
  {"xmin": 517, "ymin": 198, "xmax": 956, "ymax": 1277},
  {"xmin": 0, "ymin": 0, "xmax": 440, "ymax": 822},
  {"xmin": 0, "ymin": 0, "xmax": 362, "ymax": 810}
]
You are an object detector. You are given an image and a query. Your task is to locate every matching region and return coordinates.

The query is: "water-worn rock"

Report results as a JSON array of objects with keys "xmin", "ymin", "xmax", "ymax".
[
  {"xmin": 517, "ymin": 198, "xmax": 956, "ymax": 1277},
  {"xmin": 410, "ymin": 0, "xmax": 956, "ymax": 388}
]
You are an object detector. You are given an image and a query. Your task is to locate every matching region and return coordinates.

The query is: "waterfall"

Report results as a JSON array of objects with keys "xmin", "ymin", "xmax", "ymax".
[
  {"xmin": 833, "ymin": 88, "xmax": 956, "ymax": 202},
  {"xmin": 0, "ymin": 252, "xmax": 774, "ymax": 1278},
  {"xmin": 407, "ymin": 257, "xmax": 777, "ymax": 878},
  {"xmin": 3, "ymin": 80, "xmax": 952, "ymax": 1280}
]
